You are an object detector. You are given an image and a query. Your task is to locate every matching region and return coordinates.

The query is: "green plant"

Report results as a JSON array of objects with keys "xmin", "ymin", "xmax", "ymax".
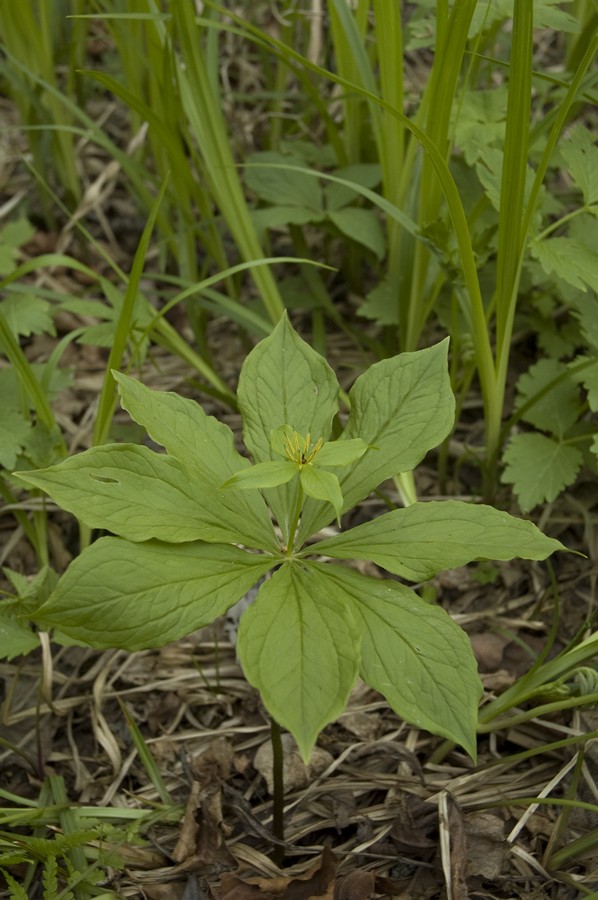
[
  {"xmin": 15, "ymin": 315, "xmax": 564, "ymax": 763},
  {"xmin": 0, "ymin": 773, "xmax": 168, "ymax": 899}
]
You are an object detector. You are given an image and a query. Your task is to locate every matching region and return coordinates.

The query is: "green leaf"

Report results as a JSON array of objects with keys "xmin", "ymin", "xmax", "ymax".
[
  {"xmin": 327, "ymin": 208, "xmax": 385, "ymax": 259},
  {"xmin": 0, "ymin": 294, "xmax": 56, "ymax": 338},
  {"xmin": 300, "ymin": 466, "xmax": 342, "ymax": 523},
  {"xmin": 531, "ymin": 237, "xmax": 598, "ymax": 293},
  {"xmin": 315, "ymin": 563, "xmax": 481, "ymax": 758},
  {"xmin": 0, "ymin": 604, "xmax": 39, "ymax": 660},
  {"xmin": 113, "ymin": 372, "xmax": 277, "ymax": 549},
  {"xmin": 359, "ymin": 277, "xmax": 399, "ymax": 325},
  {"xmin": 237, "ymin": 562, "xmax": 360, "ymax": 761},
  {"xmin": 312, "ymin": 500, "xmax": 565, "ymax": 581},
  {"xmin": 239, "ymin": 315, "xmax": 340, "ymax": 459},
  {"xmin": 15, "ymin": 444, "xmax": 268, "ymax": 547},
  {"xmin": 0, "ymin": 407, "xmax": 31, "ymax": 469},
  {"xmin": 515, "ymin": 359, "xmax": 581, "ymax": 437},
  {"xmin": 570, "ymin": 294, "xmax": 598, "ymax": 351},
  {"xmin": 314, "ymin": 438, "xmax": 370, "ymax": 467},
  {"xmin": 252, "ymin": 206, "xmax": 321, "ymax": 241},
  {"xmin": 245, "ymin": 152, "xmax": 323, "ymax": 212},
  {"xmin": 223, "ymin": 460, "xmax": 297, "ymax": 489},
  {"xmin": 35, "ymin": 537, "xmax": 274, "ymax": 650},
  {"xmin": 561, "ymin": 125, "xmax": 598, "ymax": 206},
  {"xmin": 570, "ymin": 356, "xmax": 598, "ymax": 411},
  {"xmin": 501, "ymin": 433, "xmax": 583, "ymax": 512},
  {"xmin": 298, "ymin": 339, "xmax": 454, "ymax": 541},
  {"xmin": 238, "ymin": 313, "xmax": 340, "ymax": 542},
  {"xmin": 324, "ymin": 163, "xmax": 382, "ymax": 210}
]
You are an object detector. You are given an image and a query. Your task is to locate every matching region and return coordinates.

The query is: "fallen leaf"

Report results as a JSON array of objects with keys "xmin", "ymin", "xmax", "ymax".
[
  {"xmin": 219, "ymin": 847, "xmax": 337, "ymax": 900},
  {"xmin": 254, "ymin": 734, "xmax": 333, "ymax": 794},
  {"xmin": 172, "ymin": 781, "xmax": 236, "ymax": 874},
  {"xmin": 334, "ymin": 869, "xmax": 375, "ymax": 900},
  {"xmin": 464, "ymin": 811, "xmax": 506, "ymax": 880}
]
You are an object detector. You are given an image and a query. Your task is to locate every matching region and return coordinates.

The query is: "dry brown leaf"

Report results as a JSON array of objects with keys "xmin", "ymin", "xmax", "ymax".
[
  {"xmin": 463, "ymin": 811, "xmax": 506, "ymax": 880},
  {"xmin": 219, "ymin": 847, "xmax": 338, "ymax": 900},
  {"xmin": 143, "ymin": 883, "xmax": 187, "ymax": 900},
  {"xmin": 333, "ymin": 869, "xmax": 375, "ymax": 900},
  {"xmin": 447, "ymin": 795, "xmax": 468, "ymax": 900},
  {"xmin": 254, "ymin": 734, "xmax": 333, "ymax": 794},
  {"xmin": 172, "ymin": 781, "xmax": 236, "ymax": 874}
]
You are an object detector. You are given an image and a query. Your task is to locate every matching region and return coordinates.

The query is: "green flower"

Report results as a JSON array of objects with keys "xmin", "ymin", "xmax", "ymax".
[{"xmin": 222, "ymin": 424, "xmax": 369, "ymax": 523}]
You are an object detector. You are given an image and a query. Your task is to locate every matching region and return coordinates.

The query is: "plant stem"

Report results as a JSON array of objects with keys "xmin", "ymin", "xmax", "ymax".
[{"xmin": 270, "ymin": 717, "xmax": 285, "ymax": 866}]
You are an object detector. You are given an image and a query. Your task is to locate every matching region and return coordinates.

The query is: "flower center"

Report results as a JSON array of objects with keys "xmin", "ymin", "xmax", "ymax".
[{"xmin": 283, "ymin": 430, "xmax": 324, "ymax": 466}]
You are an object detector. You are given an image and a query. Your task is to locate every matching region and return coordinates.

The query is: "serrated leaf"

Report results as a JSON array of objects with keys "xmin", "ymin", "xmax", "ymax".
[
  {"xmin": 312, "ymin": 500, "xmax": 565, "ymax": 581},
  {"xmin": 0, "ymin": 408, "xmax": 31, "ymax": 469},
  {"xmin": 1, "ymin": 217, "xmax": 35, "ymax": 248},
  {"xmin": 35, "ymin": 537, "xmax": 274, "ymax": 650},
  {"xmin": 0, "ymin": 604, "xmax": 40, "ymax": 660},
  {"xmin": 531, "ymin": 238, "xmax": 598, "ymax": 293},
  {"xmin": 113, "ymin": 372, "xmax": 276, "ymax": 549},
  {"xmin": 515, "ymin": 358, "xmax": 581, "ymax": 436},
  {"xmin": 223, "ymin": 459, "xmax": 297, "ymax": 489},
  {"xmin": 237, "ymin": 313, "xmax": 340, "ymax": 542},
  {"xmin": 359, "ymin": 277, "xmax": 399, "ymax": 325},
  {"xmin": 327, "ymin": 208, "xmax": 385, "ymax": 259},
  {"xmin": 15, "ymin": 444, "xmax": 269, "ymax": 547},
  {"xmin": 316, "ymin": 563, "xmax": 481, "ymax": 758},
  {"xmin": 298, "ymin": 339, "xmax": 454, "ymax": 541},
  {"xmin": 237, "ymin": 562, "xmax": 360, "ymax": 761},
  {"xmin": 245, "ymin": 152, "xmax": 323, "ymax": 212},
  {"xmin": 570, "ymin": 356, "xmax": 598, "ymax": 411},
  {"xmin": 560, "ymin": 125, "xmax": 598, "ymax": 206},
  {"xmin": 469, "ymin": 0, "xmax": 579, "ymax": 37},
  {"xmin": 0, "ymin": 294, "xmax": 56, "ymax": 338},
  {"xmin": 300, "ymin": 465, "xmax": 342, "ymax": 523},
  {"xmin": 570, "ymin": 295, "xmax": 598, "ymax": 351},
  {"xmin": 501, "ymin": 432, "xmax": 583, "ymax": 512}
]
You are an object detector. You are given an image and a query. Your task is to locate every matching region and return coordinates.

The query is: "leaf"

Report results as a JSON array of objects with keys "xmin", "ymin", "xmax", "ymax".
[
  {"xmin": 324, "ymin": 163, "xmax": 382, "ymax": 210},
  {"xmin": 515, "ymin": 358, "xmax": 581, "ymax": 437},
  {"xmin": 298, "ymin": 339, "xmax": 454, "ymax": 541},
  {"xmin": 0, "ymin": 218, "xmax": 34, "ymax": 276},
  {"xmin": 570, "ymin": 356, "xmax": 598, "ymax": 411},
  {"xmin": 245, "ymin": 152, "xmax": 323, "ymax": 212},
  {"xmin": 359, "ymin": 277, "xmax": 399, "ymax": 325},
  {"xmin": 314, "ymin": 563, "xmax": 481, "ymax": 759},
  {"xmin": 501, "ymin": 433, "xmax": 583, "ymax": 512},
  {"xmin": 314, "ymin": 438, "xmax": 370, "ymax": 467},
  {"xmin": 15, "ymin": 444, "xmax": 270, "ymax": 547},
  {"xmin": 0, "ymin": 604, "xmax": 39, "ymax": 660},
  {"xmin": 237, "ymin": 562, "xmax": 360, "ymax": 762},
  {"xmin": 0, "ymin": 407, "xmax": 31, "ymax": 469},
  {"xmin": 531, "ymin": 237, "xmax": 598, "ymax": 293},
  {"xmin": 223, "ymin": 460, "xmax": 297, "ymax": 489},
  {"xmin": 327, "ymin": 208, "xmax": 385, "ymax": 259},
  {"xmin": 35, "ymin": 537, "xmax": 274, "ymax": 650},
  {"xmin": 560, "ymin": 125, "xmax": 598, "ymax": 206},
  {"xmin": 312, "ymin": 500, "xmax": 565, "ymax": 581},
  {"xmin": 300, "ymin": 466, "xmax": 342, "ymax": 524},
  {"xmin": 238, "ymin": 313, "xmax": 340, "ymax": 542},
  {"xmin": 0, "ymin": 294, "xmax": 56, "ymax": 338},
  {"xmin": 570, "ymin": 294, "xmax": 598, "ymax": 351},
  {"xmin": 251, "ymin": 206, "xmax": 321, "ymax": 241},
  {"xmin": 113, "ymin": 373, "xmax": 276, "ymax": 549}
]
